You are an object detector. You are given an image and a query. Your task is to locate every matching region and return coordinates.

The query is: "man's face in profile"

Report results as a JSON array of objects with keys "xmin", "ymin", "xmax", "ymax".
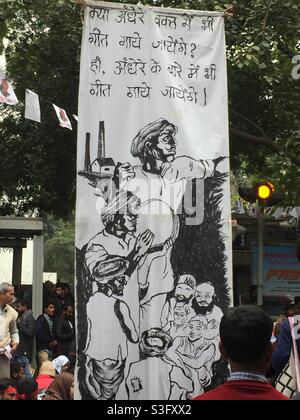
[
  {"xmin": 156, "ymin": 125, "xmax": 177, "ymax": 160},
  {"xmin": 120, "ymin": 197, "xmax": 140, "ymax": 233}
]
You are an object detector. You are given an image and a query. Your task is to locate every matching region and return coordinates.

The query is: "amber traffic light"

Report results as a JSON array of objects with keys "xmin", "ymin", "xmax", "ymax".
[
  {"xmin": 238, "ymin": 181, "xmax": 283, "ymax": 206},
  {"xmin": 256, "ymin": 181, "xmax": 274, "ymax": 200}
]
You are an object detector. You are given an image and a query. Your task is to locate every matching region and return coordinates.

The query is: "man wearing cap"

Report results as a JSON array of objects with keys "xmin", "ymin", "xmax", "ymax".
[
  {"xmin": 83, "ymin": 256, "xmax": 139, "ymax": 400},
  {"xmin": 84, "ymin": 191, "xmax": 172, "ymax": 332},
  {"xmin": 115, "ymin": 118, "xmax": 224, "ymax": 214}
]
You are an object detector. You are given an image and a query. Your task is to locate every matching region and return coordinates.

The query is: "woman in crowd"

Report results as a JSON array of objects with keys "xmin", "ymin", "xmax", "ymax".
[
  {"xmin": 44, "ymin": 372, "xmax": 74, "ymax": 400},
  {"xmin": 52, "ymin": 355, "xmax": 70, "ymax": 374}
]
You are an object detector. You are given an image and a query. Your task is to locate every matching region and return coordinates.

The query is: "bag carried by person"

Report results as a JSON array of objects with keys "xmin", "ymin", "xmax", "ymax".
[{"xmin": 275, "ymin": 317, "xmax": 300, "ymax": 398}]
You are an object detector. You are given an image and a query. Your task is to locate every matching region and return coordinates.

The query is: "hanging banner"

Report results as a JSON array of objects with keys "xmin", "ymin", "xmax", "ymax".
[
  {"xmin": 76, "ymin": 1, "xmax": 232, "ymax": 400},
  {"xmin": 52, "ymin": 103, "xmax": 73, "ymax": 130},
  {"xmin": 0, "ymin": 75, "xmax": 18, "ymax": 105},
  {"xmin": 25, "ymin": 89, "xmax": 41, "ymax": 122}
]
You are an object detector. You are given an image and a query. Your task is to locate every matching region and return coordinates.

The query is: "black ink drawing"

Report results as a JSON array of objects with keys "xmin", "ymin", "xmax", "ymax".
[
  {"xmin": 126, "ymin": 328, "xmax": 193, "ymax": 400},
  {"xmin": 77, "ymin": 118, "xmax": 230, "ymax": 399}
]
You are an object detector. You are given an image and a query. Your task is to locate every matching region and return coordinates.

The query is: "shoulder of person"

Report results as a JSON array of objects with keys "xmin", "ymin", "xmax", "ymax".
[{"xmin": 7, "ymin": 304, "xmax": 18, "ymax": 318}]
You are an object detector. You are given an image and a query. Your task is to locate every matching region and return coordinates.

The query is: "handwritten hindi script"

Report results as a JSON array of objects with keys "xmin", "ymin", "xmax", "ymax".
[
  {"xmin": 86, "ymin": 4, "xmax": 219, "ymax": 107},
  {"xmin": 77, "ymin": 2, "xmax": 230, "ymax": 401}
]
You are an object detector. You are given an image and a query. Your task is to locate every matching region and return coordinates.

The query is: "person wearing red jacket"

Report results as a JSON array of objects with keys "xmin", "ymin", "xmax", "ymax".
[
  {"xmin": 193, "ymin": 305, "xmax": 288, "ymax": 400},
  {"xmin": 36, "ymin": 361, "xmax": 56, "ymax": 399}
]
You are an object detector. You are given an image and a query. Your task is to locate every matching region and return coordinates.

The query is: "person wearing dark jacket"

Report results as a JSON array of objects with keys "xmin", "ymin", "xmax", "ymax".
[
  {"xmin": 272, "ymin": 304, "xmax": 300, "ymax": 377},
  {"xmin": 13, "ymin": 300, "xmax": 35, "ymax": 378},
  {"xmin": 57, "ymin": 305, "xmax": 75, "ymax": 356},
  {"xmin": 193, "ymin": 305, "xmax": 288, "ymax": 400},
  {"xmin": 36, "ymin": 302, "xmax": 57, "ymax": 362}
]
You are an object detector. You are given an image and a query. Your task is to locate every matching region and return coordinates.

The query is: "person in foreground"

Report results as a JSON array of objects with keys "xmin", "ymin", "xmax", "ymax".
[{"xmin": 193, "ymin": 305, "xmax": 288, "ymax": 400}]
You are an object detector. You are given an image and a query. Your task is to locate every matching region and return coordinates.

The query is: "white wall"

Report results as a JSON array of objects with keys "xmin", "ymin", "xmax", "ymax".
[{"xmin": 0, "ymin": 239, "xmax": 56, "ymax": 284}]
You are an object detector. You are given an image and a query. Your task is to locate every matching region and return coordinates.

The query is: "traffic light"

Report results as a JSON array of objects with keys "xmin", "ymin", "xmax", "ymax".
[{"xmin": 238, "ymin": 181, "xmax": 283, "ymax": 206}]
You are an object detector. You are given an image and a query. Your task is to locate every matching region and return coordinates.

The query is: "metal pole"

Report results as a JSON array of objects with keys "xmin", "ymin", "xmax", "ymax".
[
  {"xmin": 257, "ymin": 203, "xmax": 264, "ymax": 306},
  {"xmin": 32, "ymin": 235, "xmax": 44, "ymax": 318},
  {"xmin": 12, "ymin": 247, "xmax": 23, "ymax": 289}
]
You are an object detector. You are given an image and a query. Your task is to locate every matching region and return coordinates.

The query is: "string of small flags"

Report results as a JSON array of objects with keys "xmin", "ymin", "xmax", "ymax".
[
  {"xmin": 0, "ymin": 74, "xmax": 77, "ymax": 131},
  {"xmin": 233, "ymin": 200, "xmax": 300, "ymax": 221}
]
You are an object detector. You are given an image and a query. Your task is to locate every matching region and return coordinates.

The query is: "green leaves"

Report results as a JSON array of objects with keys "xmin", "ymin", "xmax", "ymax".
[{"xmin": 0, "ymin": 0, "xmax": 299, "ymax": 217}]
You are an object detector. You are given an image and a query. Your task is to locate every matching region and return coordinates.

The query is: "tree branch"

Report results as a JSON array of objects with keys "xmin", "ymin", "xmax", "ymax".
[
  {"xmin": 230, "ymin": 127, "xmax": 300, "ymax": 167},
  {"xmin": 262, "ymin": 0, "xmax": 273, "ymax": 30},
  {"xmin": 231, "ymin": 109, "xmax": 269, "ymax": 139}
]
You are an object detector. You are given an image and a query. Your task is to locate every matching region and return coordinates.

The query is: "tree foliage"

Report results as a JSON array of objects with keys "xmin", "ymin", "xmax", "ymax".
[
  {"xmin": 44, "ymin": 215, "xmax": 75, "ymax": 284},
  {"xmin": 0, "ymin": 0, "xmax": 299, "ymax": 218},
  {"xmin": 0, "ymin": 0, "xmax": 81, "ymax": 218}
]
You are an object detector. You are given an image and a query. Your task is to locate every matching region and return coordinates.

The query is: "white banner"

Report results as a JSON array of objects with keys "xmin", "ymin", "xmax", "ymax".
[
  {"xmin": 25, "ymin": 89, "xmax": 41, "ymax": 122},
  {"xmin": 76, "ymin": 1, "xmax": 232, "ymax": 400}
]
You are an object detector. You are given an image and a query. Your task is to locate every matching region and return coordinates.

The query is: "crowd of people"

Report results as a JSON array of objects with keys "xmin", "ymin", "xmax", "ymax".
[
  {"xmin": 0, "ymin": 281, "xmax": 75, "ymax": 400},
  {"xmin": 1, "ymin": 280, "xmax": 300, "ymax": 400}
]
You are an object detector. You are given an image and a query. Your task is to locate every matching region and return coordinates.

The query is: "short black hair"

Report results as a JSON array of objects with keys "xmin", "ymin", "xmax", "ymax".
[
  {"xmin": 18, "ymin": 299, "xmax": 31, "ymax": 309},
  {"xmin": 44, "ymin": 301, "xmax": 56, "ymax": 310},
  {"xmin": 10, "ymin": 362, "xmax": 24, "ymax": 377},
  {"xmin": 0, "ymin": 378, "xmax": 12, "ymax": 392},
  {"xmin": 220, "ymin": 305, "xmax": 273, "ymax": 364},
  {"xmin": 16, "ymin": 378, "xmax": 38, "ymax": 400}
]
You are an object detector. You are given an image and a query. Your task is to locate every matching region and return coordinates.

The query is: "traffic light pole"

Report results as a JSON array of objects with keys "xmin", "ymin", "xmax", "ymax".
[{"xmin": 257, "ymin": 203, "xmax": 264, "ymax": 306}]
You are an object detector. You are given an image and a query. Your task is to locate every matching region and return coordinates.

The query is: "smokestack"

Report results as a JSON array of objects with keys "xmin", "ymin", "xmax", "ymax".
[
  {"xmin": 84, "ymin": 133, "xmax": 91, "ymax": 172},
  {"xmin": 98, "ymin": 121, "xmax": 105, "ymax": 159}
]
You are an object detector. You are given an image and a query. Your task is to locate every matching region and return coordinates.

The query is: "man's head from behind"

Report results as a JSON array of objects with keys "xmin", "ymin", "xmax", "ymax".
[
  {"xmin": 0, "ymin": 379, "xmax": 17, "ymax": 400},
  {"xmin": 219, "ymin": 305, "xmax": 273, "ymax": 372}
]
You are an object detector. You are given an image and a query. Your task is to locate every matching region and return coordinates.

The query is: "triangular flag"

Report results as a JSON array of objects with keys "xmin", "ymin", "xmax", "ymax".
[
  {"xmin": 73, "ymin": 114, "xmax": 78, "ymax": 122},
  {"xmin": 0, "ymin": 75, "xmax": 18, "ymax": 105},
  {"xmin": 52, "ymin": 104, "xmax": 72, "ymax": 130},
  {"xmin": 25, "ymin": 89, "xmax": 41, "ymax": 122}
]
